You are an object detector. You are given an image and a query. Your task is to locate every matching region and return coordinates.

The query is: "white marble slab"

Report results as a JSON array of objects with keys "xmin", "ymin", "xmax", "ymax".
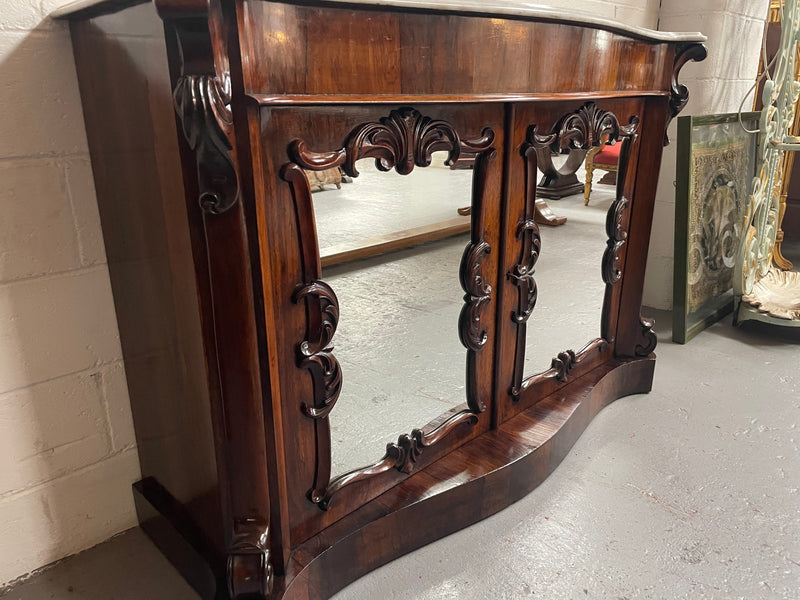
[{"xmin": 52, "ymin": 0, "xmax": 706, "ymax": 42}]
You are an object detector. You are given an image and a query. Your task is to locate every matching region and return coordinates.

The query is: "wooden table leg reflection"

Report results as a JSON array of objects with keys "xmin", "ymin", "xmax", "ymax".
[{"xmin": 459, "ymin": 201, "xmax": 567, "ymax": 226}]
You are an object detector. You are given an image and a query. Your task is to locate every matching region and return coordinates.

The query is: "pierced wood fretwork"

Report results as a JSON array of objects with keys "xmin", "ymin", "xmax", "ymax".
[
  {"xmin": 509, "ymin": 103, "xmax": 638, "ymax": 399},
  {"xmin": 282, "ymin": 107, "xmax": 495, "ymax": 509}
]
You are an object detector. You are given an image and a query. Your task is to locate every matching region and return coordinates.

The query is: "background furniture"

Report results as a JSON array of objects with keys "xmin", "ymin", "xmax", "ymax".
[
  {"xmin": 584, "ymin": 142, "xmax": 621, "ymax": 205},
  {"xmin": 56, "ymin": 1, "xmax": 705, "ymax": 598},
  {"xmin": 755, "ymin": 0, "xmax": 800, "ymax": 269},
  {"xmin": 736, "ymin": 0, "xmax": 800, "ymax": 326}
]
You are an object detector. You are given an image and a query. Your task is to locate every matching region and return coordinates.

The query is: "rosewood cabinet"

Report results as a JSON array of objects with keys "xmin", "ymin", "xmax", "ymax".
[{"xmin": 55, "ymin": 1, "xmax": 705, "ymax": 598}]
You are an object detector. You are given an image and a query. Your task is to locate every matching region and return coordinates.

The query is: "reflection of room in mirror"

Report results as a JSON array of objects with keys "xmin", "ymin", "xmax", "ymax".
[
  {"xmin": 314, "ymin": 155, "xmax": 473, "ymax": 478},
  {"xmin": 311, "ymin": 152, "xmax": 472, "ymax": 261},
  {"xmin": 522, "ymin": 164, "xmax": 611, "ymax": 378}
]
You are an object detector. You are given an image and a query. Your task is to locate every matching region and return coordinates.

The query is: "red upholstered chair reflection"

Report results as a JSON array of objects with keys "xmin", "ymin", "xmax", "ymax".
[{"xmin": 584, "ymin": 142, "xmax": 621, "ymax": 205}]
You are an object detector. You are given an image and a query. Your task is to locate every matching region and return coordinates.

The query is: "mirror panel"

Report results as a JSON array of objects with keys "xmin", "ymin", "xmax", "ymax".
[
  {"xmin": 522, "ymin": 182, "xmax": 610, "ymax": 376},
  {"xmin": 511, "ymin": 102, "xmax": 638, "ymax": 394},
  {"xmin": 311, "ymin": 154, "xmax": 473, "ymax": 477}
]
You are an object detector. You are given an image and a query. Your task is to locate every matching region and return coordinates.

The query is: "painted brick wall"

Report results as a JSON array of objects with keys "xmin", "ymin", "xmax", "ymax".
[{"xmin": 0, "ymin": 0, "xmax": 140, "ymax": 587}]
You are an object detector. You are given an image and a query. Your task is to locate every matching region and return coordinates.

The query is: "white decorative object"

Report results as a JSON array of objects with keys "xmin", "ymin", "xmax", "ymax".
[
  {"xmin": 735, "ymin": 0, "xmax": 800, "ymax": 326},
  {"xmin": 742, "ymin": 268, "xmax": 800, "ymax": 319}
]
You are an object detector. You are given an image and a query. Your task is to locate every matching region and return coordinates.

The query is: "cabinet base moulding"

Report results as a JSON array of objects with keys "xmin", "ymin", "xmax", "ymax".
[{"xmin": 134, "ymin": 356, "xmax": 654, "ymax": 600}]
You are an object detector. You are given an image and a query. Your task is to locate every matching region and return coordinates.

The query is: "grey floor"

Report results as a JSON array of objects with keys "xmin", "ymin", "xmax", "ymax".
[{"xmin": 4, "ymin": 174, "xmax": 800, "ymax": 599}]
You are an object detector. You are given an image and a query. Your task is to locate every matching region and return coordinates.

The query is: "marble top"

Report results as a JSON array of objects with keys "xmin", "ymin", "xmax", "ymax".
[{"xmin": 52, "ymin": 0, "xmax": 706, "ymax": 42}]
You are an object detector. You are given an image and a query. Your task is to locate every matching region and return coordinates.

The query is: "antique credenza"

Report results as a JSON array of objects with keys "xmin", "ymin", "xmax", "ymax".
[{"xmin": 55, "ymin": 1, "xmax": 706, "ymax": 598}]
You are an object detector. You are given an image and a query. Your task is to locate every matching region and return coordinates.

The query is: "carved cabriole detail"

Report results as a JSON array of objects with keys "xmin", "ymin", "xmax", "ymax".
[
  {"xmin": 227, "ymin": 520, "xmax": 274, "ymax": 599},
  {"xmin": 283, "ymin": 108, "xmax": 496, "ymax": 509},
  {"xmin": 169, "ymin": 14, "xmax": 275, "ymax": 596},
  {"xmin": 665, "ymin": 42, "xmax": 709, "ymax": 145},
  {"xmin": 510, "ymin": 103, "xmax": 638, "ymax": 399},
  {"xmin": 173, "ymin": 73, "xmax": 239, "ymax": 214}
]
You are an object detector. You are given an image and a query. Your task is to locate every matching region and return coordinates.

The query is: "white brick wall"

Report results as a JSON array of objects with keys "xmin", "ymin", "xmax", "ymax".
[
  {"xmin": 0, "ymin": 0, "xmax": 765, "ymax": 587},
  {"xmin": 0, "ymin": 1, "xmax": 139, "ymax": 587}
]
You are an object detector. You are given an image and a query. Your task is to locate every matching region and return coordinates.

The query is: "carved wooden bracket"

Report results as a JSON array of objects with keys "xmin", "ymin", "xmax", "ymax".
[
  {"xmin": 173, "ymin": 73, "xmax": 239, "ymax": 214},
  {"xmin": 665, "ymin": 42, "xmax": 708, "ymax": 145},
  {"xmin": 283, "ymin": 108, "xmax": 495, "ymax": 508},
  {"xmin": 227, "ymin": 519, "xmax": 274, "ymax": 599}
]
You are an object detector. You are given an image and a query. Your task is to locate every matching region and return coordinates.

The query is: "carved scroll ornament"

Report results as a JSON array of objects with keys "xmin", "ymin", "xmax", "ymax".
[
  {"xmin": 293, "ymin": 281, "xmax": 342, "ymax": 420},
  {"xmin": 291, "ymin": 106, "xmax": 495, "ymax": 177},
  {"xmin": 666, "ymin": 42, "xmax": 709, "ymax": 145},
  {"xmin": 173, "ymin": 73, "xmax": 239, "ymax": 214}
]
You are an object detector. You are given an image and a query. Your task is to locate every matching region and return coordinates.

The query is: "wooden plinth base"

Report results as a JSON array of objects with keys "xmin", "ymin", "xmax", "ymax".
[
  {"xmin": 135, "ymin": 356, "xmax": 655, "ymax": 600},
  {"xmin": 536, "ymin": 178, "xmax": 585, "ymax": 199}
]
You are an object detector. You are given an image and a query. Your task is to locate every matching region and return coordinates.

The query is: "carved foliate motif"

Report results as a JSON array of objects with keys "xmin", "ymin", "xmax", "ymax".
[
  {"xmin": 602, "ymin": 196, "xmax": 629, "ymax": 285},
  {"xmin": 458, "ymin": 240, "xmax": 492, "ymax": 351},
  {"xmin": 173, "ymin": 73, "xmax": 239, "ymax": 214},
  {"xmin": 529, "ymin": 102, "xmax": 639, "ymax": 152},
  {"xmin": 550, "ymin": 339, "xmax": 610, "ymax": 382},
  {"xmin": 666, "ymin": 43, "xmax": 708, "ymax": 145},
  {"xmin": 291, "ymin": 107, "xmax": 495, "ymax": 176},
  {"xmin": 551, "ymin": 350, "xmax": 577, "ymax": 382},
  {"xmin": 510, "ymin": 218, "xmax": 540, "ymax": 324},
  {"xmin": 319, "ymin": 411, "xmax": 480, "ymax": 508},
  {"xmin": 293, "ymin": 281, "xmax": 342, "ymax": 420}
]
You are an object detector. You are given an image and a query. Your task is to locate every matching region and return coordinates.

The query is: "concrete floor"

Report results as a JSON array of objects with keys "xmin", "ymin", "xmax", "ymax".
[{"xmin": 4, "ymin": 177, "xmax": 800, "ymax": 599}]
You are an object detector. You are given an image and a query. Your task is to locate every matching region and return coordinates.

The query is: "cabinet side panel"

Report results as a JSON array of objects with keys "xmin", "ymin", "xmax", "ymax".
[{"xmin": 69, "ymin": 2, "xmax": 225, "ymax": 560}]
